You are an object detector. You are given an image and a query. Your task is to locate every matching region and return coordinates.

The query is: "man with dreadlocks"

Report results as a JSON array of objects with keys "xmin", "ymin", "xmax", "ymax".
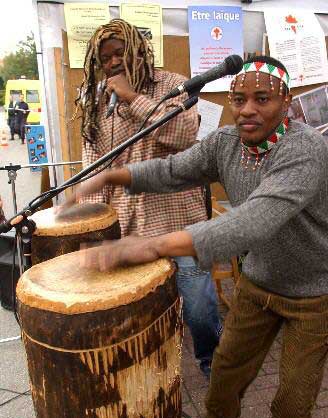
[
  {"xmin": 75, "ymin": 54, "xmax": 328, "ymax": 418},
  {"xmin": 76, "ymin": 18, "xmax": 222, "ymax": 378}
]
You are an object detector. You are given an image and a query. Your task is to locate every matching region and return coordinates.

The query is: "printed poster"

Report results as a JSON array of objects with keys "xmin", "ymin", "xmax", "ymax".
[
  {"xmin": 25, "ymin": 125, "xmax": 48, "ymax": 172},
  {"xmin": 264, "ymin": 10, "xmax": 328, "ymax": 88},
  {"xmin": 120, "ymin": 3, "xmax": 163, "ymax": 67},
  {"xmin": 188, "ymin": 6, "xmax": 243, "ymax": 92},
  {"xmin": 64, "ymin": 3, "xmax": 110, "ymax": 68}
]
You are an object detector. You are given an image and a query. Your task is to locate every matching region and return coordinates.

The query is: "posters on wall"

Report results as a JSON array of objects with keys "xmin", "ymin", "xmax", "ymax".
[
  {"xmin": 196, "ymin": 99, "xmax": 223, "ymax": 140},
  {"xmin": 120, "ymin": 3, "xmax": 163, "ymax": 67},
  {"xmin": 264, "ymin": 10, "xmax": 328, "ymax": 88},
  {"xmin": 64, "ymin": 3, "xmax": 110, "ymax": 68},
  {"xmin": 288, "ymin": 85, "xmax": 328, "ymax": 134},
  {"xmin": 187, "ymin": 5, "xmax": 243, "ymax": 92},
  {"xmin": 26, "ymin": 125, "xmax": 48, "ymax": 172}
]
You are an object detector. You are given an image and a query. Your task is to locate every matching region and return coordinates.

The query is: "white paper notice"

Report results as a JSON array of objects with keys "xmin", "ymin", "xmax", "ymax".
[
  {"xmin": 196, "ymin": 99, "xmax": 223, "ymax": 140},
  {"xmin": 264, "ymin": 10, "xmax": 328, "ymax": 88},
  {"xmin": 64, "ymin": 3, "xmax": 110, "ymax": 68}
]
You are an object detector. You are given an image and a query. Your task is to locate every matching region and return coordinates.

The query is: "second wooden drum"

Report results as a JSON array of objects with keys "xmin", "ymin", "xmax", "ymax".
[
  {"xmin": 29, "ymin": 202, "xmax": 121, "ymax": 264},
  {"xmin": 17, "ymin": 252, "xmax": 182, "ymax": 418}
]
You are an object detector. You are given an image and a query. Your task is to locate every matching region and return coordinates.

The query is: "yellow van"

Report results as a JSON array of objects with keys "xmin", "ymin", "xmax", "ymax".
[{"xmin": 5, "ymin": 78, "xmax": 42, "ymax": 124}]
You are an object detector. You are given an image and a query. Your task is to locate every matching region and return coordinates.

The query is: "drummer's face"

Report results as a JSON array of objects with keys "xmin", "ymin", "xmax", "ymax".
[{"xmin": 99, "ymin": 38, "xmax": 127, "ymax": 78}]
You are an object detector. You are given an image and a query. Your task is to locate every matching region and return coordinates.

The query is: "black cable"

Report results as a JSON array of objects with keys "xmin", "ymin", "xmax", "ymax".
[
  {"xmin": 27, "ymin": 155, "xmax": 119, "ymax": 208},
  {"xmin": 12, "ymin": 234, "xmax": 21, "ymax": 328},
  {"xmin": 136, "ymin": 97, "xmax": 169, "ymax": 134},
  {"xmin": 0, "ymin": 388, "xmax": 31, "ymax": 396},
  {"xmin": 0, "ymin": 390, "xmax": 31, "ymax": 407}
]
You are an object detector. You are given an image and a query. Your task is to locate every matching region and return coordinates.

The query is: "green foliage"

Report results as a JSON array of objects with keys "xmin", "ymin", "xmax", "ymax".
[
  {"xmin": 0, "ymin": 33, "xmax": 38, "ymax": 83},
  {"xmin": 0, "ymin": 89, "xmax": 4, "ymax": 106}
]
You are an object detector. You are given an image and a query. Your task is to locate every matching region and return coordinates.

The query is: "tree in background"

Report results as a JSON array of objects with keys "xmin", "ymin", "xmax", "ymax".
[
  {"xmin": 0, "ymin": 32, "xmax": 38, "ymax": 83},
  {"xmin": 0, "ymin": 76, "xmax": 4, "ymax": 106}
]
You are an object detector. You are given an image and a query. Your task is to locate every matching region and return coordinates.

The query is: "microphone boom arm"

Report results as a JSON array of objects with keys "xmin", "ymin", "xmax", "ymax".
[{"xmin": 0, "ymin": 95, "xmax": 199, "ymax": 269}]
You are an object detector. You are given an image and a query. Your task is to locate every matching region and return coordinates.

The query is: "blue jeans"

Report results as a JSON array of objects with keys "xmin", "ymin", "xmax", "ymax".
[{"xmin": 174, "ymin": 256, "xmax": 222, "ymax": 363}]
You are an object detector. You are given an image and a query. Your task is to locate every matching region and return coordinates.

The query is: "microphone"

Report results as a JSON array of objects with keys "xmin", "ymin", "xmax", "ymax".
[
  {"xmin": 163, "ymin": 54, "xmax": 243, "ymax": 100},
  {"xmin": 106, "ymin": 91, "xmax": 118, "ymax": 118}
]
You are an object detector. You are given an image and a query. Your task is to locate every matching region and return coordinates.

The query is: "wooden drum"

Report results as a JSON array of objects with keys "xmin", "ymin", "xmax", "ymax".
[
  {"xmin": 17, "ymin": 252, "xmax": 182, "ymax": 418},
  {"xmin": 29, "ymin": 203, "xmax": 121, "ymax": 264}
]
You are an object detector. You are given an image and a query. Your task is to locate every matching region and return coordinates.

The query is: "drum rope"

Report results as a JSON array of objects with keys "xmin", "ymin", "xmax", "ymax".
[{"xmin": 22, "ymin": 298, "xmax": 182, "ymax": 354}]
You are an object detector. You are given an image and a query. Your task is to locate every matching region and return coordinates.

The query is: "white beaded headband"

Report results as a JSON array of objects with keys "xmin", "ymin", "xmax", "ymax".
[{"xmin": 230, "ymin": 61, "xmax": 290, "ymax": 96}]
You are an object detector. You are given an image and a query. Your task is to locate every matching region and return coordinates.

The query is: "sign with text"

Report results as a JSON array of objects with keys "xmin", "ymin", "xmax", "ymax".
[
  {"xmin": 64, "ymin": 3, "xmax": 110, "ymax": 68},
  {"xmin": 264, "ymin": 9, "xmax": 328, "ymax": 88},
  {"xmin": 188, "ymin": 6, "xmax": 243, "ymax": 92},
  {"xmin": 120, "ymin": 3, "xmax": 163, "ymax": 67}
]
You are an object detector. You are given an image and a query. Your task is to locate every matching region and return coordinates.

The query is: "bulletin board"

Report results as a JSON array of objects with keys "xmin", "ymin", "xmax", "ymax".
[{"xmin": 57, "ymin": 33, "xmax": 328, "ymax": 200}]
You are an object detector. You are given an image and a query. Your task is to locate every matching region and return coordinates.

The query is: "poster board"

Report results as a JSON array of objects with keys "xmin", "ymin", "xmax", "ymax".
[{"xmin": 26, "ymin": 125, "xmax": 48, "ymax": 172}]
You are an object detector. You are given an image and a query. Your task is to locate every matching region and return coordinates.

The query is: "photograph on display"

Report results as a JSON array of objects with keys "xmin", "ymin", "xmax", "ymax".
[
  {"xmin": 288, "ymin": 97, "xmax": 307, "ymax": 124},
  {"xmin": 298, "ymin": 86, "xmax": 328, "ymax": 129}
]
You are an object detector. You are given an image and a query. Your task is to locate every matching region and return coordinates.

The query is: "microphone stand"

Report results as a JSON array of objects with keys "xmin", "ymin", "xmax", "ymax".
[
  {"xmin": 0, "ymin": 161, "xmax": 82, "ymax": 275},
  {"xmin": 0, "ymin": 95, "xmax": 198, "ymax": 270}
]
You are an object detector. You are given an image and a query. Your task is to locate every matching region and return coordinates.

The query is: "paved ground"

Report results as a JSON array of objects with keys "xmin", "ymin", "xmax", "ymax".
[
  {"xmin": 0, "ymin": 108, "xmax": 41, "ymax": 221},
  {"xmin": 1, "ymin": 279, "xmax": 328, "ymax": 418}
]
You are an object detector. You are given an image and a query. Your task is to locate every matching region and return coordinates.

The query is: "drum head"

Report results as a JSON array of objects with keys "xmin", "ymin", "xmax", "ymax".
[
  {"xmin": 17, "ymin": 252, "xmax": 175, "ymax": 314},
  {"xmin": 30, "ymin": 203, "xmax": 117, "ymax": 236}
]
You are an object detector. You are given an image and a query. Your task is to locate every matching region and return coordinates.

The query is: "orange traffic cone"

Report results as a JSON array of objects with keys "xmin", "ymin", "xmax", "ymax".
[{"xmin": 0, "ymin": 126, "xmax": 9, "ymax": 147}]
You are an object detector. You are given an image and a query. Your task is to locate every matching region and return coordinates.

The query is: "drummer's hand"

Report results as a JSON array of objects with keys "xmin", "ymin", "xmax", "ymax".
[
  {"xmin": 79, "ymin": 236, "xmax": 161, "ymax": 271},
  {"xmin": 54, "ymin": 171, "xmax": 109, "ymax": 214}
]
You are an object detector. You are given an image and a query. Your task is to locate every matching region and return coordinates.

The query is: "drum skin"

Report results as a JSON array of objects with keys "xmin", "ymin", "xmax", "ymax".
[
  {"xmin": 17, "ymin": 254, "xmax": 182, "ymax": 418},
  {"xmin": 30, "ymin": 203, "xmax": 121, "ymax": 264}
]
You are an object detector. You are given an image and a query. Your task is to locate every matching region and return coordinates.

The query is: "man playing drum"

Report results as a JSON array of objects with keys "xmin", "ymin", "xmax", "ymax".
[
  {"xmin": 71, "ymin": 55, "xmax": 328, "ymax": 418},
  {"xmin": 73, "ymin": 18, "xmax": 222, "ymax": 378}
]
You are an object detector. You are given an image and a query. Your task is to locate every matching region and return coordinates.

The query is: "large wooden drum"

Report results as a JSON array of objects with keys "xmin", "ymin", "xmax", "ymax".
[
  {"xmin": 17, "ymin": 252, "xmax": 182, "ymax": 418},
  {"xmin": 30, "ymin": 202, "xmax": 120, "ymax": 264}
]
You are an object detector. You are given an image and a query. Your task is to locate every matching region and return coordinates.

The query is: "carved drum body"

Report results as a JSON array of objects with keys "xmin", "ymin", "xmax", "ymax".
[{"xmin": 17, "ymin": 253, "xmax": 182, "ymax": 418}]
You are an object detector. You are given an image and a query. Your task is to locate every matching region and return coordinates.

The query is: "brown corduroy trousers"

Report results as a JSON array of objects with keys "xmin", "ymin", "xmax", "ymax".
[{"xmin": 206, "ymin": 275, "xmax": 328, "ymax": 418}]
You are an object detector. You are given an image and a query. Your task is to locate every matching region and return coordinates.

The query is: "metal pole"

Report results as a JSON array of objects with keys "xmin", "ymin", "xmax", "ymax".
[{"xmin": 8, "ymin": 170, "xmax": 24, "ymax": 277}]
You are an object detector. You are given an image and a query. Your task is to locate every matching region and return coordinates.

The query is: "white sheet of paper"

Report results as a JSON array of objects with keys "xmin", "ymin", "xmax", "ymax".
[
  {"xmin": 196, "ymin": 98, "xmax": 223, "ymax": 140},
  {"xmin": 264, "ymin": 9, "xmax": 328, "ymax": 87}
]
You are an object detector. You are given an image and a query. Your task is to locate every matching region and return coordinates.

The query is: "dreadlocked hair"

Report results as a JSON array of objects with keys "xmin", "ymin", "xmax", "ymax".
[{"xmin": 74, "ymin": 18, "xmax": 155, "ymax": 146}]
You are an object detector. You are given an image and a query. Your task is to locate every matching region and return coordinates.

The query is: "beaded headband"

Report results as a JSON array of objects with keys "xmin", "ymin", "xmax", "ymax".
[{"xmin": 229, "ymin": 61, "xmax": 290, "ymax": 97}]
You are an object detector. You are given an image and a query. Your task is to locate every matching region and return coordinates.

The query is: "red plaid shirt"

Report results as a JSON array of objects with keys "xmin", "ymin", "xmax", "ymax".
[{"xmin": 82, "ymin": 69, "xmax": 208, "ymax": 237}]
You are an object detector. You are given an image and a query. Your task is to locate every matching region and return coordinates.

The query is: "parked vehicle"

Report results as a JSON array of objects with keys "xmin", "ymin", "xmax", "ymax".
[{"xmin": 4, "ymin": 78, "xmax": 42, "ymax": 125}]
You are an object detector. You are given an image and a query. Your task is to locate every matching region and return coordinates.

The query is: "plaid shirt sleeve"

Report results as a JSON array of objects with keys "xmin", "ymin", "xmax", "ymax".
[
  {"xmin": 129, "ymin": 73, "xmax": 199, "ymax": 151},
  {"xmin": 81, "ymin": 141, "xmax": 110, "ymax": 203}
]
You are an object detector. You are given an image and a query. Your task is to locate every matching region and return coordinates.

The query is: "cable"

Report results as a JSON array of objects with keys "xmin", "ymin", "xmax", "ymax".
[
  {"xmin": 136, "ymin": 97, "xmax": 167, "ymax": 134},
  {"xmin": 0, "ymin": 388, "xmax": 31, "ymax": 396},
  {"xmin": 27, "ymin": 155, "xmax": 119, "ymax": 208},
  {"xmin": 0, "ymin": 390, "xmax": 31, "ymax": 407},
  {"xmin": 12, "ymin": 233, "xmax": 21, "ymax": 328}
]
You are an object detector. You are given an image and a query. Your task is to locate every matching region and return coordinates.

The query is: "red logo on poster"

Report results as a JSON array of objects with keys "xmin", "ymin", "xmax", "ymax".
[
  {"xmin": 211, "ymin": 26, "xmax": 223, "ymax": 41},
  {"xmin": 285, "ymin": 15, "xmax": 298, "ymax": 34}
]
